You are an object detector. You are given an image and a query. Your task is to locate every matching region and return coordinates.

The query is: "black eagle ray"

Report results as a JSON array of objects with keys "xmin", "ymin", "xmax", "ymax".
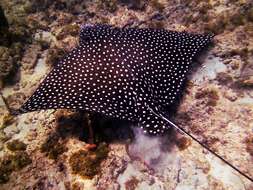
[{"xmin": 12, "ymin": 24, "xmax": 213, "ymax": 135}]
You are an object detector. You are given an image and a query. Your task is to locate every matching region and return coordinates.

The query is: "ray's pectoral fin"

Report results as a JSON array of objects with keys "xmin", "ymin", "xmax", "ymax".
[{"xmin": 137, "ymin": 104, "xmax": 171, "ymax": 135}]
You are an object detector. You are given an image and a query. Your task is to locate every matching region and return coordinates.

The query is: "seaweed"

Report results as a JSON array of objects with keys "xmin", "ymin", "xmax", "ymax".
[
  {"xmin": 55, "ymin": 24, "xmax": 80, "ymax": 40},
  {"xmin": 0, "ymin": 47, "xmax": 15, "ymax": 85},
  {"xmin": 150, "ymin": 0, "xmax": 165, "ymax": 11},
  {"xmin": 0, "ymin": 151, "xmax": 32, "ymax": 184},
  {"xmin": 175, "ymin": 136, "xmax": 191, "ymax": 151},
  {"xmin": 228, "ymin": 48, "xmax": 249, "ymax": 58},
  {"xmin": 204, "ymin": 2, "xmax": 253, "ymax": 34},
  {"xmin": 46, "ymin": 47, "xmax": 66, "ymax": 66},
  {"xmin": 71, "ymin": 182, "xmax": 84, "ymax": 190},
  {"xmin": 195, "ymin": 88, "xmax": 219, "ymax": 107},
  {"xmin": 40, "ymin": 135, "xmax": 67, "ymax": 160},
  {"xmin": 0, "ymin": 2, "xmax": 43, "ymax": 53},
  {"xmin": 35, "ymin": 38, "xmax": 50, "ymax": 50},
  {"xmin": 0, "ymin": 131, "xmax": 10, "ymax": 142},
  {"xmin": 0, "ymin": 5, "xmax": 9, "ymax": 29},
  {"xmin": 0, "ymin": 42, "xmax": 24, "ymax": 85},
  {"xmin": 69, "ymin": 142, "xmax": 109, "ymax": 178},
  {"xmin": 1, "ymin": 113, "xmax": 15, "ymax": 128},
  {"xmin": 247, "ymin": 7, "xmax": 253, "ymax": 22},
  {"xmin": 118, "ymin": 0, "xmax": 146, "ymax": 10},
  {"xmin": 238, "ymin": 77, "xmax": 253, "ymax": 88},
  {"xmin": 6, "ymin": 139, "xmax": 27, "ymax": 151},
  {"xmin": 0, "ymin": 5, "xmax": 10, "ymax": 46},
  {"xmin": 228, "ymin": 59, "xmax": 241, "ymax": 70},
  {"xmin": 0, "ymin": 0, "xmax": 36, "ymax": 86},
  {"xmin": 125, "ymin": 176, "xmax": 139, "ymax": 190},
  {"xmin": 243, "ymin": 23, "xmax": 253, "ymax": 38},
  {"xmin": 147, "ymin": 20, "xmax": 165, "ymax": 29},
  {"xmin": 216, "ymin": 72, "xmax": 233, "ymax": 85},
  {"xmin": 245, "ymin": 135, "xmax": 253, "ymax": 156},
  {"xmin": 96, "ymin": 0, "xmax": 118, "ymax": 13},
  {"xmin": 202, "ymin": 136, "xmax": 220, "ymax": 150},
  {"xmin": 204, "ymin": 20, "xmax": 225, "ymax": 35}
]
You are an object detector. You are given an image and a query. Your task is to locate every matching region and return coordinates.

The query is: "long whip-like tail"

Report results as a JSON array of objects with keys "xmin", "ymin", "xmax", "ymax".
[{"xmin": 148, "ymin": 106, "xmax": 253, "ymax": 183}]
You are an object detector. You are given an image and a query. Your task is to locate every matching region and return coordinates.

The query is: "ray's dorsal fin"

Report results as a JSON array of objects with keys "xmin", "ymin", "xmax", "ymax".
[{"xmin": 147, "ymin": 106, "xmax": 253, "ymax": 183}]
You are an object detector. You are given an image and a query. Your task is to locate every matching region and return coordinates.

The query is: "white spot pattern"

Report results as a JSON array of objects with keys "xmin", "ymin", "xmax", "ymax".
[{"xmin": 17, "ymin": 24, "xmax": 213, "ymax": 135}]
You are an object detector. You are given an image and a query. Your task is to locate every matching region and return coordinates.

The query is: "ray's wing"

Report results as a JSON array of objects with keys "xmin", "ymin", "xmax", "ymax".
[
  {"xmin": 15, "ymin": 25, "xmax": 112, "ymax": 114},
  {"xmin": 14, "ymin": 24, "xmax": 136, "ymax": 120},
  {"xmin": 155, "ymin": 31, "xmax": 213, "ymax": 108},
  {"xmin": 132, "ymin": 29, "xmax": 214, "ymax": 135},
  {"xmin": 16, "ymin": 47, "xmax": 89, "ymax": 113},
  {"xmin": 135, "ymin": 29, "xmax": 213, "ymax": 109}
]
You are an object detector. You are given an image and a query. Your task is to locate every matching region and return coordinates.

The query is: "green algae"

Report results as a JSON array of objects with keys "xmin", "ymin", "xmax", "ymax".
[
  {"xmin": 236, "ymin": 77, "xmax": 253, "ymax": 88},
  {"xmin": 0, "ymin": 1, "xmax": 38, "ymax": 86},
  {"xmin": 1, "ymin": 0, "xmax": 31, "ymax": 39},
  {"xmin": 195, "ymin": 88, "xmax": 219, "ymax": 107},
  {"xmin": 175, "ymin": 136, "xmax": 192, "ymax": 151},
  {"xmin": 181, "ymin": 1, "xmax": 253, "ymax": 35},
  {"xmin": 46, "ymin": 47, "xmax": 66, "ymax": 66},
  {"xmin": 204, "ymin": 18, "xmax": 226, "ymax": 35},
  {"xmin": 69, "ymin": 143, "xmax": 109, "ymax": 179},
  {"xmin": 1, "ymin": 137, "xmax": 30, "ymax": 184},
  {"xmin": 0, "ymin": 151, "xmax": 32, "ymax": 184},
  {"xmin": 243, "ymin": 23, "xmax": 253, "ymax": 38},
  {"xmin": 245, "ymin": 135, "xmax": 253, "ymax": 156},
  {"xmin": 96, "ymin": 0, "xmax": 118, "ymax": 13},
  {"xmin": 55, "ymin": 24, "xmax": 80, "ymax": 40},
  {"xmin": 0, "ymin": 5, "xmax": 10, "ymax": 46},
  {"xmin": 0, "ymin": 43, "xmax": 23, "ymax": 86},
  {"xmin": 119, "ymin": 0, "xmax": 145, "ymax": 10},
  {"xmin": 150, "ymin": 0, "xmax": 165, "ymax": 11},
  {"xmin": 35, "ymin": 37, "xmax": 50, "ymax": 50},
  {"xmin": 216, "ymin": 72, "xmax": 233, "ymax": 85},
  {"xmin": 0, "ymin": 47, "xmax": 15, "ymax": 82},
  {"xmin": 71, "ymin": 182, "xmax": 85, "ymax": 190},
  {"xmin": 0, "ymin": 131, "xmax": 10, "ymax": 142},
  {"xmin": 6, "ymin": 139, "xmax": 27, "ymax": 151},
  {"xmin": 1, "ymin": 114, "xmax": 15, "ymax": 129},
  {"xmin": 40, "ymin": 135, "xmax": 67, "ymax": 160},
  {"xmin": 204, "ymin": 3, "xmax": 253, "ymax": 34},
  {"xmin": 0, "ymin": 5, "xmax": 8, "ymax": 29},
  {"xmin": 125, "ymin": 176, "xmax": 140, "ymax": 190},
  {"xmin": 147, "ymin": 20, "xmax": 165, "ymax": 29}
]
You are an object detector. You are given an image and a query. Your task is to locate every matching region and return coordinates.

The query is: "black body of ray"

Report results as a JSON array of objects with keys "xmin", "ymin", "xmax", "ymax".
[{"xmin": 13, "ymin": 24, "xmax": 213, "ymax": 135}]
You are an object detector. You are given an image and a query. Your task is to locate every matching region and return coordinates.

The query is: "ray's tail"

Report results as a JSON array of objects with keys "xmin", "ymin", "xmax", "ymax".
[{"xmin": 148, "ymin": 107, "xmax": 253, "ymax": 183}]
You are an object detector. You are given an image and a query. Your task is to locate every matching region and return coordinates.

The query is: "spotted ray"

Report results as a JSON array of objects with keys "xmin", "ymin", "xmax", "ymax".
[{"xmin": 13, "ymin": 24, "xmax": 213, "ymax": 135}]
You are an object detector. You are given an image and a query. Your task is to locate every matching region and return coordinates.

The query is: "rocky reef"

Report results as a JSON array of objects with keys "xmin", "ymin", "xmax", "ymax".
[{"xmin": 0, "ymin": 0, "xmax": 253, "ymax": 189}]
